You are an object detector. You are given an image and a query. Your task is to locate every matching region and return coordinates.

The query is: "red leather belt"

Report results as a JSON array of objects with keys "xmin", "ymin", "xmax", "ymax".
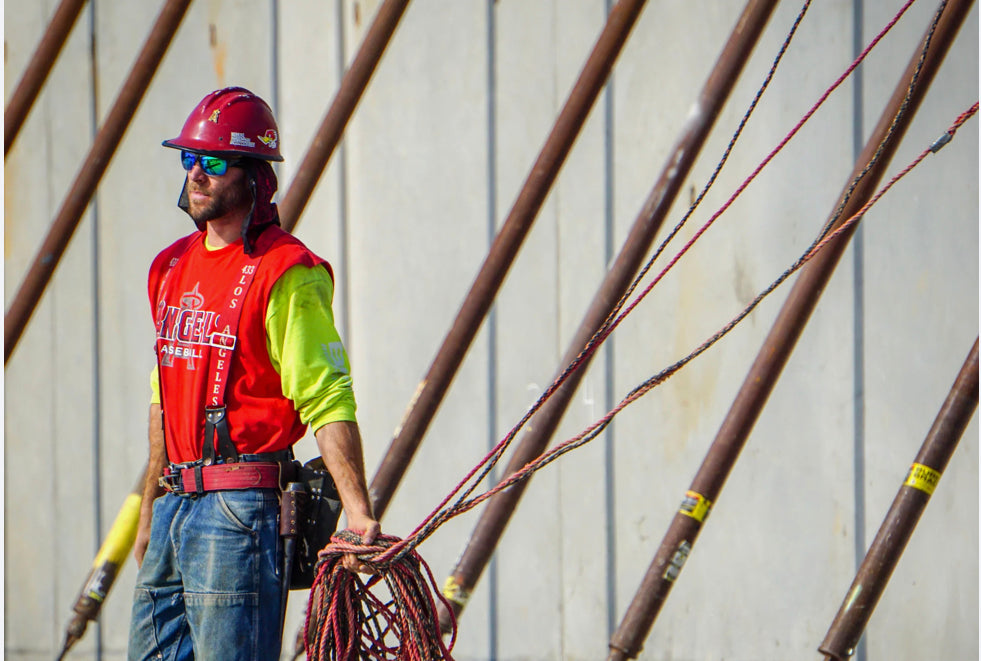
[{"xmin": 160, "ymin": 462, "xmax": 281, "ymax": 495}]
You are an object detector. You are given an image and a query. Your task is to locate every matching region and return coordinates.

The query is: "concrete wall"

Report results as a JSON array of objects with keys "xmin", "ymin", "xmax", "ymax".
[{"xmin": 5, "ymin": 1, "xmax": 977, "ymax": 659}]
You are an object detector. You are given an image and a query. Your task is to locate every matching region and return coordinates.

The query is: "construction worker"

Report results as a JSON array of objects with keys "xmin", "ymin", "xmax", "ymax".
[{"xmin": 127, "ymin": 87, "xmax": 380, "ymax": 661}]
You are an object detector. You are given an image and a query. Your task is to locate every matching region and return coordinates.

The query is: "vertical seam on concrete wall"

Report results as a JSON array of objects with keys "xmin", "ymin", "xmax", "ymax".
[
  {"xmin": 550, "ymin": 4, "xmax": 562, "ymax": 362},
  {"xmin": 602, "ymin": 0, "xmax": 617, "ymax": 642},
  {"xmin": 88, "ymin": 1, "xmax": 104, "ymax": 657},
  {"xmin": 336, "ymin": 0, "xmax": 351, "ymax": 345},
  {"xmin": 552, "ymin": 5, "xmax": 567, "ymax": 657},
  {"xmin": 42, "ymin": 0, "xmax": 57, "ymax": 648},
  {"xmin": 851, "ymin": 2, "xmax": 868, "ymax": 661},
  {"xmin": 486, "ymin": 2, "xmax": 500, "ymax": 659},
  {"xmin": 271, "ymin": 0, "xmax": 284, "ymax": 263},
  {"xmin": 44, "ymin": 0, "xmax": 60, "ymax": 648},
  {"xmin": 271, "ymin": 0, "xmax": 280, "ymax": 116}
]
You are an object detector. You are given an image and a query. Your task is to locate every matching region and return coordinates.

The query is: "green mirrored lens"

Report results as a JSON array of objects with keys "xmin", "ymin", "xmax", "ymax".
[{"xmin": 199, "ymin": 156, "xmax": 228, "ymax": 176}]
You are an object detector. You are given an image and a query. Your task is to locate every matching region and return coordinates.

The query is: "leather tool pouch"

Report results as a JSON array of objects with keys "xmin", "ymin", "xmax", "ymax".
[{"xmin": 284, "ymin": 457, "xmax": 343, "ymax": 590}]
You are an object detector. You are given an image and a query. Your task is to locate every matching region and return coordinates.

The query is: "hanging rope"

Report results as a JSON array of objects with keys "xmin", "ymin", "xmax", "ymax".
[
  {"xmin": 416, "ymin": 98, "xmax": 978, "ymax": 536},
  {"xmin": 301, "ymin": 2, "xmax": 975, "ymax": 657},
  {"xmin": 410, "ymin": 0, "xmax": 922, "ymax": 542},
  {"xmin": 389, "ymin": 0, "xmax": 819, "ymax": 560},
  {"xmin": 396, "ymin": 0, "xmax": 928, "ymax": 558},
  {"xmin": 435, "ymin": 0, "xmax": 964, "ymax": 518}
]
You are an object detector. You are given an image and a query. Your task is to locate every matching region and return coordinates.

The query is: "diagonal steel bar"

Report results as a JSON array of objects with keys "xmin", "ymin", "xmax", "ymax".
[
  {"xmin": 369, "ymin": 0, "xmax": 649, "ymax": 519},
  {"xmin": 437, "ymin": 0, "xmax": 780, "ymax": 630},
  {"xmin": 279, "ymin": 0, "xmax": 410, "ymax": 232},
  {"xmin": 607, "ymin": 2, "xmax": 974, "ymax": 658},
  {"xmin": 4, "ymin": 0, "xmax": 89, "ymax": 155},
  {"xmin": 4, "ymin": 0, "xmax": 194, "ymax": 364},
  {"xmin": 818, "ymin": 338, "xmax": 978, "ymax": 661}
]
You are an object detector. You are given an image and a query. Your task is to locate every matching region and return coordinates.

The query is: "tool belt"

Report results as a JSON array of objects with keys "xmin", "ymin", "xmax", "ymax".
[
  {"xmin": 281, "ymin": 456, "xmax": 342, "ymax": 590},
  {"xmin": 160, "ymin": 452, "xmax": 292, "ymax": 496},
  {"xmin": 160, "ymin": 452, "xmax": 342, "ymax": 590}
]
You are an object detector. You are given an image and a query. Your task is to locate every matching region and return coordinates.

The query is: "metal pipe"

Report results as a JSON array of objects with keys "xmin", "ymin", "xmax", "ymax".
[
  {"xmin": 4, "ymin": 0, "xmax": 89, "ymax": 156},
  {"xmin": 4, "ymin": 0, "xmax": 193, "ymax": 364},
  {"xmin": 818, "ymin": 338, "xmax": 978, "ymax": 661},
  {"xmin": 278, "ymin": 0, "xmax": 411, "ymax": 232},
  {"xmin": 437, "ymin": 0, "xmax": 779, "ymax": 631},
  {"xmin": 369, "ymin": 0, "xmax": 649, "ymax": 520},
  {"xmin": 607, "ymin": 2, "xmax": 973, "ymax": 658}
]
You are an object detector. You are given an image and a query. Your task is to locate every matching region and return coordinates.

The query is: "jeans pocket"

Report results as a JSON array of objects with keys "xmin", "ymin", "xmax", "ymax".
[{"xmin": 215, "ymin": 491, "xmax": 259, "ymax": 534}]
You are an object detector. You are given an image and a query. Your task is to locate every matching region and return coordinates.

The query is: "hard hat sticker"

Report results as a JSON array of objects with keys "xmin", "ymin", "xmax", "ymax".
[
  {"xmin": 258, "ymin": 129, "xmax": 278, "ymax": 149},
  {"xmin": 230, "ymin": 132, "xmax": 256, "ymax": 147}
]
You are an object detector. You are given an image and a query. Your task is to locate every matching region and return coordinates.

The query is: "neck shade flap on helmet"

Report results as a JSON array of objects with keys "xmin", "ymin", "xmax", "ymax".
[{"xmin": 176, "ymin": 158, "xmax": 281, "ymax": 254}]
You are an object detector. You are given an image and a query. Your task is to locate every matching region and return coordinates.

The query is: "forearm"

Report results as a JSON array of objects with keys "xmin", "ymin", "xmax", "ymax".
[
  {"xmin": 314, "ymin": 420, "xmax": 376, "ymax": 530},
  {"xmin": 143, "ymin": 404, "xmax": 167, "ymax": 503},
  {"xmin": 135, "ymin": 403, "xmax": 167, "ymax": 565}
]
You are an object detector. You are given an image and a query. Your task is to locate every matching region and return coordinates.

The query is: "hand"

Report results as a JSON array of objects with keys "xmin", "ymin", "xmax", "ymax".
[
  {"xmin": 341, "ymin": 517, "xmax": 381, "ymax": 574},
  {"xmin": 134, "ymin": 523, "xmax": 151, "ymax": 567}
]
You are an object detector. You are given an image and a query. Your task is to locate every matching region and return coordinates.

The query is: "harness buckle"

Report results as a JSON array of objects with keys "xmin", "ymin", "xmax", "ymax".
[
  {"xmin": 158, "ymin": 470, "xmax": 183, "ymax": 494},
  {"xmin": 159, "ymin": 460, "xmax": 205, "ymax": 496}
]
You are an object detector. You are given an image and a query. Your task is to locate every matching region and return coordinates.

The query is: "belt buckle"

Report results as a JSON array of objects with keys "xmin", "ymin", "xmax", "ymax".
[
  {"xmin": 158, "ymin": 469, "xmax": 183, "ymax": 494},
  {"xmin": 160, "ymin": 460, "xmax": 203, "ymax": 496}
]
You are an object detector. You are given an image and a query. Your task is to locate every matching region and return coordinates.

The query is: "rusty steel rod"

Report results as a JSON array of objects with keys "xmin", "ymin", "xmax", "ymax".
[
  {"xmin": 607, "ymin": 2, "xmax": 973, "ymax": 658},
  {"xmin": 279, "ymin": 0, "xmax": 410, "ymax": 232},
  {"xmin": 818, "ymin": 338, "xmax": 978, "ymax": 661},
  {"xmin": 4, "ymin": 0, "xmax": 193, "ymax": 364},
  {"xmin": 369, "ymin": 0, "xmax": 649, "ymax": 518},
  {"xmin": 4, "ymin": 0, "xmax": 89, "ymax": 156},
  {"xmin": 437, "ymin": 0, "xmax": 779, "ymax": 631}
]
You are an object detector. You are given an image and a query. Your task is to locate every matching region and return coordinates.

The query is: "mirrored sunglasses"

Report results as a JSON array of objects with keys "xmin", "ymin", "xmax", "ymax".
[{"xmin": 180, "ymin": 150, "xmax": 240, "ymax": 176}]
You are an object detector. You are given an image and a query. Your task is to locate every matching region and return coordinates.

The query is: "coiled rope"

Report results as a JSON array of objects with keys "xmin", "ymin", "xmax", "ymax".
[
  {"xmin": 303, "ymin": 531, "xmax": 456, "ymax": 660},
  {"xmin": 302, "ymin": 1, "xmax": 976, "ymax": 657}
]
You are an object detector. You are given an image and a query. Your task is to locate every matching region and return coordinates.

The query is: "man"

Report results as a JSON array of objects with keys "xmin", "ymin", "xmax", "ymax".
[{"xmin": 128, "ymin": 87, "xmax": 380, "ymax": 661}]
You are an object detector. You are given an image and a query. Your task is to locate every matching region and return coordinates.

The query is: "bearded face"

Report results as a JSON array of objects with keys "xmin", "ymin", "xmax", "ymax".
[{"xmin": 185, "ymin": 164, "xmax": 251, "ymax": 225}]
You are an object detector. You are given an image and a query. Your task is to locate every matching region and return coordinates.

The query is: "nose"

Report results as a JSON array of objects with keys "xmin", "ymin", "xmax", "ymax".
[{"xmin": 187, "ymin": 162, "xmax": 208, "ymax": 183}]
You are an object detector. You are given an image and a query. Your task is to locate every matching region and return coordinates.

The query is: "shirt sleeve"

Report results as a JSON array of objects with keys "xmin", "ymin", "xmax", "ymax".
[
  {"xmin": 265, "ymin": 263, "xmax": 358, "ymax": 430},
  {"xmin": 150, "ymin": 363, "xmax": 160, "ymax": 405}
]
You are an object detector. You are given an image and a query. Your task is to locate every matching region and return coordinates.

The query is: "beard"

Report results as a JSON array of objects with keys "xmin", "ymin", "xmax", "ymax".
[{"xmin": 186, "ymin": 178, "xmax": 251, "ymax": 224}]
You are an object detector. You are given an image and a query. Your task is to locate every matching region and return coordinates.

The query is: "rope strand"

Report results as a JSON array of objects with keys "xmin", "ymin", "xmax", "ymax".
[
  {"xmin": 426, "ymin": 100, "xmax": 978, "ymax": 527},
  {"xmin": 395, "ymin": 0, "xmax": 926, "ymax": 557}
]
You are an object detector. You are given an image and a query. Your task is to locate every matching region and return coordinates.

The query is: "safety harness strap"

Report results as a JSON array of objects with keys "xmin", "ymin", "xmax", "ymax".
[
  {"xmin": 201, "ymin": 254, "xmax": 263, "ymax": 464},
  {"xmin": 155, "ymin": 233, "xmax": 264, "ymax": 464}
]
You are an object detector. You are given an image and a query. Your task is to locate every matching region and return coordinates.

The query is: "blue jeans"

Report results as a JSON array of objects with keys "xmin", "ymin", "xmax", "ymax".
[{"xmin": 128, "ymin": 489, "xmax": 284, "ymax": 661}]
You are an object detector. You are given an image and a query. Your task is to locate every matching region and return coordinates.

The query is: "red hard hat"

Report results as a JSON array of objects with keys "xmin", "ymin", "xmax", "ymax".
[{"xmin": 162, "ymin": 87, "xmax": 283, "ymax": 161}]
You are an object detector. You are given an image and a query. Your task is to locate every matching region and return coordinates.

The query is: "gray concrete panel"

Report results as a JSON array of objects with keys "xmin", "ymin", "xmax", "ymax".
[
  {"xmin": 338, "ymin": 3, "xmax": 495, "ymax": 656},
  {"xmin": 5, "ymin": 0, "xmax": 98, "ymax": 658},
  {"xmin": 859, "ymin": 2, "xmax": 979, "ymax": 660},
  {"xmin": 610, "ymin": 1, "xmax": 859, "ymax": 657},
  {"xmin": 490, "ymin": 1, "xmax": 564, "ymax": 657}
]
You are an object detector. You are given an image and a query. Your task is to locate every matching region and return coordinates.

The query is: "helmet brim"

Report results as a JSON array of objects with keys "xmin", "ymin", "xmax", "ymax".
[{"xmin": 161, "ymin": 139, "xmax": 284, "ymax": 162}]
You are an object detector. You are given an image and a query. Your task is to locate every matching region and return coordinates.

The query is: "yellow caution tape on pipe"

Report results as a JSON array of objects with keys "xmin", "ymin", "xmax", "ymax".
[{"xmin": 904, "ymin": 463, "xmax": 941, "ymax": 495}]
